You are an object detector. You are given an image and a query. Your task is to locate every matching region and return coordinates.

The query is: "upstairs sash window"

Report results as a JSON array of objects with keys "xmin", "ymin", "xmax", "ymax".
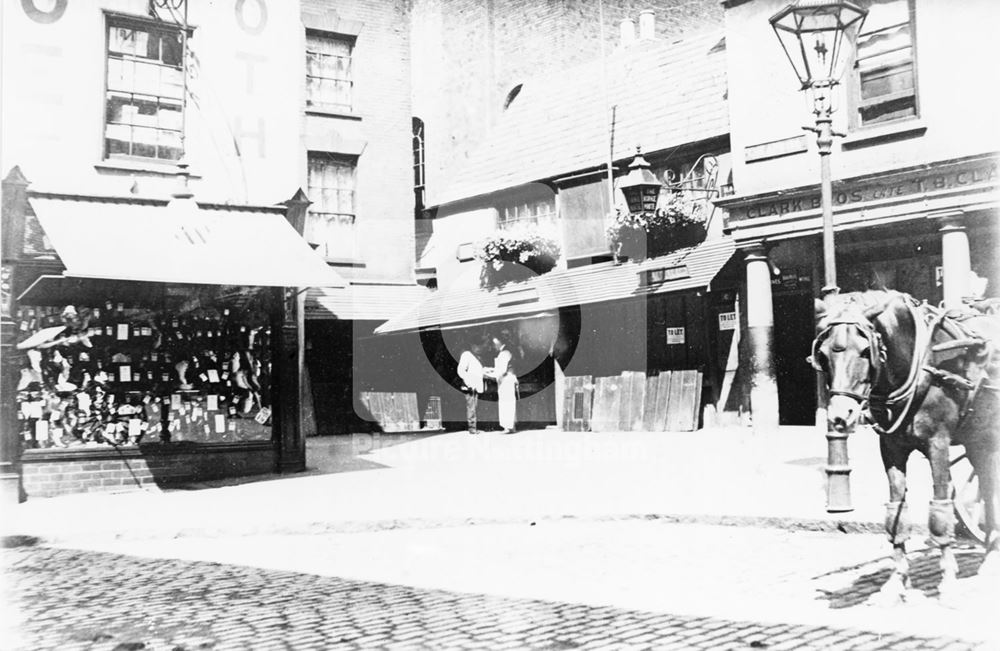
[
  {"xmin": 306, "ymin": 153, "xmax": 357, "ymax": 259},
  {"xmin": 306, "ymin": 32, "xmax": 354, "ymax": 112},
  {"xmin": 104, "ymin": 18, "xmax": 185, "ymax": 161},
  {"xmin": 851, "ymin": 0, "xmax": 918, "ymax": 128}
]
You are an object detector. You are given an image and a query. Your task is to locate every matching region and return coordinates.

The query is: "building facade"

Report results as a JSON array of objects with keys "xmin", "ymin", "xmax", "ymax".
[
  {"xmin": 715, "ymin": 0, "xmax": 1000, "ymax": 427},
  {"xmin": 381, "ymin": 16, "xmax": 745, "ymax": 429},
  {"xmin": 0, "ymin": 0, "xmax": 421, "ymax": 498}
]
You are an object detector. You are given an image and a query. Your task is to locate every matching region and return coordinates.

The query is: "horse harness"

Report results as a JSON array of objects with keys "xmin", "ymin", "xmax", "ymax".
[{"xmin": 813, "ymin": 298, "xmax": 998, "ymax": 438}]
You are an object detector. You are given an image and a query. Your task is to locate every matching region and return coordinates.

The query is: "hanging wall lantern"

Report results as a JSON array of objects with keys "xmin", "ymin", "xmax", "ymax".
[{"xmin": 618, "ymin": 147, "xmax": 662, "ymax": 214}]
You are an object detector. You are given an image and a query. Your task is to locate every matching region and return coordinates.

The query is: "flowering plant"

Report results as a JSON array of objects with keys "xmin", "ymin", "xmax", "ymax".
[
  {"xmin": 606, "ymin": 194, "xmax": 706, "ymax": 261},
  {"xmin": 476, "ymin": 228, "xmax": 561, "ymax": 287}
]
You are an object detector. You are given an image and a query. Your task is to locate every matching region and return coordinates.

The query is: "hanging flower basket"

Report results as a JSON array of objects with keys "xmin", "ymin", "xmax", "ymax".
[
  {"xmin": 606, "ymin": 195, "xmax": 706, "ymax": 261},
  {"xmin": 476, "ymin": 229, "xmax": 561, "ymax": 288}
]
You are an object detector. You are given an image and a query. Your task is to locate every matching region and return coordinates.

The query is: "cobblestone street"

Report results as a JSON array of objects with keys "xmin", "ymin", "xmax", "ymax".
[{"xmin": 4, "ymin": 520, "xmax": 998, "ymax": 650}]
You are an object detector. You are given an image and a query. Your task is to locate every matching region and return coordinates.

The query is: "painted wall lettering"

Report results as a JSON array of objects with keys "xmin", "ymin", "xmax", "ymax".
[
  {"xmin": 21, "ymin": 0, "xmax": 67, "ymax": 23},
  {"xmin": 235, "ymin": 0, "xmax": 268, "ymax": 35},
  {"xmin": 730, "ymin": 159, "xmax": 998, "ymax": 223},
  {"xmin": 235, "ymin": 52, "xmax": 267, "ymax": 94},
  {"xmin": 233, "ymin": 117, "xmax": 267, "ymax": 158}
]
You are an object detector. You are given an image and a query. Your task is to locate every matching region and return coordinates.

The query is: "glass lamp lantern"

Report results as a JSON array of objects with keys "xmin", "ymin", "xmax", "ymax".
[
  {"xmin": 618, "ymin": 148, "xmax": 662, "ymax": 214},
  {"xmin": 769, "ymin": 0, "xmax": 868, "ymax": 89}
]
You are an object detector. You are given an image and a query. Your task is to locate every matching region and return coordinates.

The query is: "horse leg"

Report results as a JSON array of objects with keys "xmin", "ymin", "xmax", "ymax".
[
  {"xmin": 925, "ymin": 433, "xmax": 959, "ymax": 604},
  {"xmin": 970, "ymin": 443, "xmax": 1000, "ymax": 575},
  {"xmin": 873, "ymin": 436, "xmax": 912, "ymax": 605}
]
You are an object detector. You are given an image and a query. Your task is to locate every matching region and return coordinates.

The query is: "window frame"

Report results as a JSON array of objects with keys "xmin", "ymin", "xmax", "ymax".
[
  {"xmin": 496, "ymin": 195, "xmax": 557, "ymax": 232},
  {"xmin": 102, "ymin": 12, "xmax": 188, "ymax": 164},
  {"xmin": 305, "ymin": 30, "xmax": 355, "ymax": 114},
  {"xmin": 305, "ymin": 152, "xmax": 358, "ymax": 260},
  {"xmin": 847, "ymin": 0, "xmax": 920, "ymax": 131},
  {"xmin": 412, "ymin": 117, "xmax": 426, "ymax": 218}
]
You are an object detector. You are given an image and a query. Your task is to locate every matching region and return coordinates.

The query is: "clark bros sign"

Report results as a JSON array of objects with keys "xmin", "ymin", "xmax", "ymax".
[{"xmin": 724, "ymin": 157, "xmax": 998, "ymax": 224}]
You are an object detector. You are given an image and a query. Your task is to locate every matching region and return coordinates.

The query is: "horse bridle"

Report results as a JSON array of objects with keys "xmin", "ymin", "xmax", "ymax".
[{"xmin": 810, "ymin": 315, "xmax": 886, "ymax": 407}]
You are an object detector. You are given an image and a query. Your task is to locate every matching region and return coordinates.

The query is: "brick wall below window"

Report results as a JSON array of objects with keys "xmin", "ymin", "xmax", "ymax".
[{"xmin": 21, "ymin": 443, "xmax": 275, "ymax": 498}]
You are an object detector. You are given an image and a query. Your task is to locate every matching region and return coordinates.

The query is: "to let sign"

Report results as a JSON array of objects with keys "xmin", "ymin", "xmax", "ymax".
[
  {"xmin": 718, "ymin": 311, "xmax": 737, "ymax": 331},
  {"xmin": 666, "ymin": 327, "xmax": 685, "ymax": 345}
]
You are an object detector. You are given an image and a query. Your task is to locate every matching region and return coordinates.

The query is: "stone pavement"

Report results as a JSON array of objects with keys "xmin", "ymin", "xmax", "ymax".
[
  {"xmin": 4, "ymin": 520, "xmax": 998, "ymax": 650},
  {"xmin": 1, "ymin": 426, "xmax": 941, "ymax": 545}
]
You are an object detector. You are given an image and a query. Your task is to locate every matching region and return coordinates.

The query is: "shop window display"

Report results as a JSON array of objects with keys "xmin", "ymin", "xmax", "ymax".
[{"xmin": 15, "ymin": 299, "xmax": 273, "ymax": 449}]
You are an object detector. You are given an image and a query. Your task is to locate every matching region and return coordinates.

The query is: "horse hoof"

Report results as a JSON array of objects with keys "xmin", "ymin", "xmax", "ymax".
[{"xmin": 867, "ymin": 583, "xmax": 906, "ymax": 608}]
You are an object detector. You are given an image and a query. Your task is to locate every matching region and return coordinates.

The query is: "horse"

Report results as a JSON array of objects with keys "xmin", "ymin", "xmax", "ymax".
[{"xmin": 811, "ymin": 289, "xmax": 1000, "ymax": 603}]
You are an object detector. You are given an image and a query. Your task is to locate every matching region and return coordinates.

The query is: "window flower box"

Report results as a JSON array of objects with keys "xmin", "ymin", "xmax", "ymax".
[
  {"xmin": 606, "ymin": 195, "xmax": 706, "ymax": 261},
  {"xmin": 476, "ymin": 229, "xmax": 560, "ymax": 287}
]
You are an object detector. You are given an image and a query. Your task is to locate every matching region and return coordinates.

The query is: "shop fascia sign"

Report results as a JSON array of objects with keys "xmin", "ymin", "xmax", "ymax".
[{"xmin": 723, "ymin": 157, "xmax": 998, "ymax": 225}]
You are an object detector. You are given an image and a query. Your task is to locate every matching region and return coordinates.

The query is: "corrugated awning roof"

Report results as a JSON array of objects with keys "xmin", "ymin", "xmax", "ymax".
[
  {"xmin": 28, "ymin": 194, "xmax": 345, "ymax": 289},
  {"xmin": 375, "ymin": 237, "xmax": 735, "ymax": 335},
  {"xmin": 432, "ymin": 30, "xmax": 728, "ymax": 206},
  {"xmin": 305, "ymin": 282, "xmax": 432, "ymax": 321}
]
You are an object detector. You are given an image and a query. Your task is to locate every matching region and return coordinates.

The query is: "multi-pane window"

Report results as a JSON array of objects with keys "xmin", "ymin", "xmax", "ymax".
[
  {"xmin": 851, "ymin": 0, "xmax": 917, "ymax": 127},
  {"xmin": 412, "ymin": 117, "xmax": 426, "ymax": 217},
  {"xmin": 497, "ymin": 196, "xmax": 557, "ymax": 232},
  {"xmin": 306, "ymin": 153, "xmax": 356, "ymax": 259},
  {"xmin": 104, "ymin": 19, "xmax": 185, "ymax": 161},
  {"xmin": 306, "ymin": 32, "xmax": 353, "ymax": 112}
]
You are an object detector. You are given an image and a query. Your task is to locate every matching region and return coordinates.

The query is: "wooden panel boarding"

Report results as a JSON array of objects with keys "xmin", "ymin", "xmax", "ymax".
[
  {"xmin": 641, "ymin": 375, "xmax": 660, "ymax": 432},
  {"xmin": 561, "ymin": 376, "xmax": 593, "ymax": 432},
  {"xmin": 619, "ymin": 371, "xmax": 646, "ymax": 432},
  {"xmin": 665, "ymin": 370, "xmax": 702, "ymax": 432},
  {"xmin": 359, "ymin": 392, "xmax": 421, "ymax": 432},
  {"xmin": 653, "ymin": 371, "xmax": 673, "ymax": 432},
  {"xmin": 590, "ymin": 375, "xmax": 623, "ymax": 432}
]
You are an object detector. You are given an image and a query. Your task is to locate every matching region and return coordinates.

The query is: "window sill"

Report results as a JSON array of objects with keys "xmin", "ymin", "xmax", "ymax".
[
  {"xmin": 841, "ymin": 119, "xmax": 927, "ymax": 150},
  {"xmin": 305, "ymin": 107, "xmax": 362, "ymax": 121},
  {"xmin": 95, "ymin": 158, "xmax": 200, "ymax": 178}
]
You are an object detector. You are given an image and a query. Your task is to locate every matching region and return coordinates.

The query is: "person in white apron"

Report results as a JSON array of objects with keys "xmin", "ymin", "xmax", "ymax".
[{"xmin": 489, "ymin": 336, "xmax": 518, "ymax": 434}]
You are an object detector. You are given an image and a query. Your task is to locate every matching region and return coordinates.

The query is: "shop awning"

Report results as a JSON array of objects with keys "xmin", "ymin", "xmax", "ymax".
[
  {"xmin": 27, "ymin": 194, "xmax": 345, "ymax": 290},
  {"xmin": 305, "ymin": 282, "xmax": 431, "ymax": 321},
  {"xmin": 375, "ymin": 237, "xmax": 736, "ymax": 335}
]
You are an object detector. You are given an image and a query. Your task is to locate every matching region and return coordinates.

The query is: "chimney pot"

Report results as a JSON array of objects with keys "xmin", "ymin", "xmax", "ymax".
[
  {"xmin": 619, "ymin": 18, "xmax": 636, "ymax": 47},
  {"xmin": 638, "ymin": 10, "xmax": 655, "ymax": 40}
]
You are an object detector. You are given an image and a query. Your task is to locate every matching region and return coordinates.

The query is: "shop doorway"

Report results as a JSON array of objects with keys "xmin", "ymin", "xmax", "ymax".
[{"xmin": 773, "ymin": 291, "xmax": 816, "ymax": 425}]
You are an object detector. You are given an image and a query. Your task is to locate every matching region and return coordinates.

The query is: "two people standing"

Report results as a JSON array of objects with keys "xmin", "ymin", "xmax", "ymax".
[{"xmin": 457, "ymin": 335, "xmax": 518, "ymax": 435}]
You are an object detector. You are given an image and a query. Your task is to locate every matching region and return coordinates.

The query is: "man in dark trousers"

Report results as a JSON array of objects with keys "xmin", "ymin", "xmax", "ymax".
[{"xmin": 457, "ymin": 338, "xmax": 485, "ymax": 435}]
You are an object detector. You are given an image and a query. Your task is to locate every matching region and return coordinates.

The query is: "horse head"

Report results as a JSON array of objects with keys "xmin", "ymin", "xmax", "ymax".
[
  {"xmin": 814, "ymin": 292, "xmax": 922, "ymax": 429},
  {"xmin": 812, "ymin": 297, "xmax": 887, "ymax": 432}
]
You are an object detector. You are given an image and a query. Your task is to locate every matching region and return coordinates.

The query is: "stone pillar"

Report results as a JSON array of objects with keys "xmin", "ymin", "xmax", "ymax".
[
  {"xmin": 1, "ymin": 167, "xmax": 29, "ymax": 504},
  {"xmin": 744, "ymin": 244, "xmax": 780, "ymax": 434},
  {"xmin": 936, "ymin": 211, "xmax": 971, "ymax": 309}
]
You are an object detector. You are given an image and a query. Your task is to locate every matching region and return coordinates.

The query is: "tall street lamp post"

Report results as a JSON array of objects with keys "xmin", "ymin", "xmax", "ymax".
[{"xmin": 769, "ymin": 0, "xmax": 867, "ymax": 513}]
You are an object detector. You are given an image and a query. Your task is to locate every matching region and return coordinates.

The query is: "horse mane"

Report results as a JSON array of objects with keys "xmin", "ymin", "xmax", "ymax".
[{"xmin": 817, "ymin": 289, "xmax": 917, "ymax": 327}]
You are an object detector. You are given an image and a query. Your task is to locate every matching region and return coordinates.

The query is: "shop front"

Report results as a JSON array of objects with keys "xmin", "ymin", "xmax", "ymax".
[
  {"xmin": 374, "ymin": 238, "xmax": 739, "ymax": 431},
  {"xmin": 716, "ymin": 152, "xmax": 1000, "ymax": 426},
  {"xmin": 1, "ymin": 168, "xmax": 344, "ymax": 500}
]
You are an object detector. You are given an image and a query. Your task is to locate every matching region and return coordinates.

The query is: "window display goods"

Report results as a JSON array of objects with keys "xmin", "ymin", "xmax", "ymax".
[{"xmin": 15, "ymin": 301, "xmax": 273, "ymax": 449}]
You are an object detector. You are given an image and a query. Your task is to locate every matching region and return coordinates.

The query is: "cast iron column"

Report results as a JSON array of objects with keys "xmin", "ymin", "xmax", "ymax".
[
  {"xmin": 273, "ymin": 189, "xmax": 311, "ymax": 473},
  {"xmin": 1, "ymin": 167, "xmax": 29, "ymax": 504},
  {"xmin": 808, "ymin": 87, "xmax": 852, "ymax": 512},
  {"xmin": 937, "ymin": 211, "xmax": 971, "ymax": 310},
  {"xmin": 744, "ymin": 244, "xmax": 780, "ymax": 434}
]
